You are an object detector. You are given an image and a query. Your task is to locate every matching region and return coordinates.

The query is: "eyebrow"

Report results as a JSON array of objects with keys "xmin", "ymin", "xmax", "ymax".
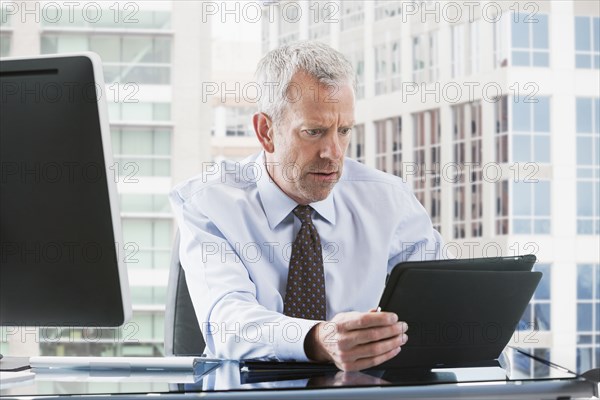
[
  {"xmin": 338, "ymin": 123, "xmax": 356, "ymax": 131},
  {"xmin": 302, "ymin": 121, "xmax": 356, "ymax": 129}
]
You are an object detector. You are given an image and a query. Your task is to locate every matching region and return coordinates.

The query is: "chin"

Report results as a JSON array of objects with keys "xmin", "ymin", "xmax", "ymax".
[
  {"xmin": 304, "ymin": 189, "xmax": 333, "ymax": 203},
  {"xmin": 295, "ymin": 180, "xmax": 338, "ymax": 203}
]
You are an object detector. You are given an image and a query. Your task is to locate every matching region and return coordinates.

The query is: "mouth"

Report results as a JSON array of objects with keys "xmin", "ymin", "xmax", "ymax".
[{"xmin": 309, "ymin": 171, "xmax": 339, "ymax": 182}]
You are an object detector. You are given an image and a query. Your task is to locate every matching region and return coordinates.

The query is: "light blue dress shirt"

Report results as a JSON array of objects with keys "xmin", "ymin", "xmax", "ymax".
[{"xmin": 170, "ymin": 152, "xmax": 444, "ymax": 361}]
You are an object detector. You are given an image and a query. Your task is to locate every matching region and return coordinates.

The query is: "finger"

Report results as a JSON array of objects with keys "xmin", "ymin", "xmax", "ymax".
[
  {"xmin": 338, "ymin": 322, "xmax": 406, "ymax": 350},
  {"xmin": 353, "ymin": 345, "xmax": 403, "ymax": 371},
  {"xmin": 337, "ymin": 312, "xmax": 398, "ymax": 331},
  {"xmin": 338, "ymin": 345, "xmax": 402, "ymax": 372},
  {"xmin": 346, "ymin": 332, "xmax": 407, "ymax": 360}
]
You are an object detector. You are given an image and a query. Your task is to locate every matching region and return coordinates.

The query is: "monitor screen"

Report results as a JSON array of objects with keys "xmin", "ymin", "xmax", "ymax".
[{"xmin": 0, "ymin": 53, "xmax": 131, "ymax": 327}]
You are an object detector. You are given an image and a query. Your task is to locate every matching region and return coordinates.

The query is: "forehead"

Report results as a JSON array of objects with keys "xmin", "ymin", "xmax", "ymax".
[{"xmin": 285, "ymin": 72, "xmax": 355, "ymax": 125}]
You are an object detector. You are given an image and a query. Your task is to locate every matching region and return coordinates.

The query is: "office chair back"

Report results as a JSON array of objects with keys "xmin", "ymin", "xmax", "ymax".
[{"xmin": 164, "ymin": 232, "xmax": 205, "ymax": 356}]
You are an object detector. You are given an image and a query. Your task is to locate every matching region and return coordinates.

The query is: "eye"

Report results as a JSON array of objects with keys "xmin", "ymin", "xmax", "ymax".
[
  {"xmin": 303, "ymin": 129, "xmax": 324, "ymax": 137},
  {"xmin": 339, "ymin": 127, "xmax": 352, "ymax": 136}
]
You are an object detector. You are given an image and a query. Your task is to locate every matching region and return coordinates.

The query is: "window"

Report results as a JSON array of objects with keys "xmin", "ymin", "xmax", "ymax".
[
  {"xmin": 374, "ymin": 0, "xmax": 402, "ymax": 21},
  {"xmin": 374, "ymin": 43, "xmax": 388, "ymax": 95},
  {"xmin": 470, "ymin": 102, "xmax": 483, "ymax": 237},
  {"xmin": 374, "ymin": 117, "xmax": 402, "ymax": 176},
  {"xmin": 391, "ymin": 118, "xmax": 402, "ymax": 177},
  {"xmin": 0, "ymin": 3, "xmax": 12, "ymax": 28},
  {"xmin": 120, "ymin": 194, "xmax": 170, "ymax": 213},
  {"xmin": 111, "ymin": 126, "xmax": 172, "ymax": 177},
  {"xmin": 576, "ymin": 98, "xmax": 600, "ymax": 234},
  {"xmin": 374, "ymin": 40, "xmax": 402, "ymax": 95},
  {"xmin": 390, "ymin": 41, "xmax": 402, "ymax": 92},
  {"xmin": 225, "ymin": 107, "xmax": 255, "ymax": 137},
  {"xmin": 511, "ymin": 348, "xmax": 552, "ymax": 378},
  {"xmin": 451, "ymin": 20, "xmax": 481, "ymax": 78},
  {"xmin": 348, "ymin": 124, "xmax": 365, "ymax": 163},
  {"xmin": 121, "ymin": 218, "xmax": 172, "ymax": 270},
  {"xmin": 495, "ymin": 96, "xmax": 509, "ymax": 163},
  {"xmin": 511, "ymin": 264, "xmax": 552, "ymax": 378},
  {"xmin": 452, "ymin": 102, "xmax": 483, "ymax": 239},
  {"xmin": 452, "ymin": 105, "xmax": 466, "ymax": 239},
  {"xmin": 493, "ymin": 12, "xmax": 509, "ymax": 68},
  {"xmin": 342, "ymin": 46, "xmax": 365, "ymax": 99},
  {"xmin": 512, "ymin": 180, "xmax": 551, "ymax": 234},
  {"xmin": 261, "ymin": 7, "xmax": 270, "ymax": 55},
  {"xmin": 414, "ymin": 113, "xmax": 427, "ymax": 208},
  {"xmin": 38, "ymin": 319, "xmax": 165, "ymax": 357},
  {"xmin": 451, "ymin": 24, "xmax": 466, "ymax": 78},
  {"xmin": 108, "ymin": 102, "xmax": 171, "ymax": 122},
  {"xmin": 496, "ymin": 180, "xmax": 509, "ymax": 235},
  {"xmin": 278, "ymin": 1, "xmax": 300, "ymax": 46},
  {"xmin": 340, "ymin": 1, "xmax": 364, "ymax": 31},
  {"xmin": 41, "ymin": 34, "xmax": 172, "ymax": 84},
  {"xmin": 577, "ymin": 264, "xmax": 600, "ymax": 373},
  {"xmin": 453, "ymin": 185, "xmax": 466, "ymax": 239},
  {"xmin": 512, "ymin": 96, "xmax": 551, "ymax": 163},
  {"xmin": 413, "ymin": 31, "xmax": 438, "ymax": 83},
  {"xmin": 511, "ymin": 13, "xmax": 549, "ymax": 67},
  {"xmin": 468, "ymin": 19, "xmax": 481, "ymax": 75},
  {"xmin": 519, "ymin": 264, "xmax": 552, "ymax": 331},
  {"xmin": 575, "ymin": 16, "xmax": 600, "ymax": 69},
  {"xmin": 127, "ymin": 312, "xmax": 165, "ymax": 342},
  {"xmin": 0, "ymin": 33, "xmax": 10, "ymax": 57},
  {"xmin": 130, "ymin": 286, "xmax": 168, "ymax": 306},
  {"xmin": 375, "ymin": 120, "xmax": 387, "ymax": 172},
  {"xmin": 39, "ymin": 7, "xmax": 170, "ymax": 29},
  {"xmin": 308, "ymin": 1, "xmax": 332, "ymax": 40},
  {"xmin": 413, "ymin": 110, "xmax": 441, "ymax": 232}
]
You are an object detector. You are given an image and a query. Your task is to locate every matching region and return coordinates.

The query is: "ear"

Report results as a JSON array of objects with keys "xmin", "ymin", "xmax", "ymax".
[{"xmin": 253, "ymin": 112, "xmax": 275, "ymax": 153}]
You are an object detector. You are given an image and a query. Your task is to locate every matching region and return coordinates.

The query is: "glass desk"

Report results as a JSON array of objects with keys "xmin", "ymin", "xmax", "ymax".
[{"xmin": 1, "ymin": 351, "xmax": 597, "ymax": 399}]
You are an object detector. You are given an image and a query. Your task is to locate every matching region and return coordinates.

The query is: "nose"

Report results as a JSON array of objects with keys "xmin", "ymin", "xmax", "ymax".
[{"xmin": 320, "ymin": 131, "xmax": 343, "ymax": 161}]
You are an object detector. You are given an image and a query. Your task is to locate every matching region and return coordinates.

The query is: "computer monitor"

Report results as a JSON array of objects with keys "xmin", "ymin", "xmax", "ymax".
[{"xmin": 0, "ymin": 54, "xmax": 131, "ymax": 336}]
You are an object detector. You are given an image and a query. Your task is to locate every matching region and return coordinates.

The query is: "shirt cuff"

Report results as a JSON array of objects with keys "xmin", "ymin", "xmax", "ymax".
[{"xmin": 273, "ymin": 317, "xmax": 320, "ymax": 362}]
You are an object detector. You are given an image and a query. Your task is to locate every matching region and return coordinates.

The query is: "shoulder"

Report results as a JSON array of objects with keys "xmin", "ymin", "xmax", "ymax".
[
  {"xmin": 170, "ymin": 153, "xmax": 261, "ymax": 206},
  {"xmin": 334, "ymin": 158, "xmax": 427, "ymax": 228},
  {"xmin": 339, "ymin": 157, "xmax": 413, "ymax": 196}
]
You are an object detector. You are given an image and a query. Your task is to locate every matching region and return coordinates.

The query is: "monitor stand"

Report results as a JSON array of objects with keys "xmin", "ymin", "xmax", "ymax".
[
  {"xmin": 377, "ymin": 367, "xmax": 458, "ymax": 385},
  {"xmin": 0, "ymin": 354, "xmax": 31, "ymax": 372}
]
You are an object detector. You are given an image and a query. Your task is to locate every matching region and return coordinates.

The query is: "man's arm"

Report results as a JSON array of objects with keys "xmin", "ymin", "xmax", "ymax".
[
  {"xmin": 304, "ymin": 311, "xmax": 408, "ymax": 371},
  {"xmin": 172, "ymin": 192, "xmax": 318, "ymax": 361}
]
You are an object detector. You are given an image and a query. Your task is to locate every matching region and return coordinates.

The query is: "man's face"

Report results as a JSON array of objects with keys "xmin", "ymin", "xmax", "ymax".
[{"xmin": 264, "ymin": 72, "xmax": 355, "ymax": 205}]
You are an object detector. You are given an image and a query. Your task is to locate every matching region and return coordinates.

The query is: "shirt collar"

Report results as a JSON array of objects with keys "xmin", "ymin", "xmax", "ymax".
[{"xmin": 256, "ymin": 152, "xmax": 337, "ymax": 229}]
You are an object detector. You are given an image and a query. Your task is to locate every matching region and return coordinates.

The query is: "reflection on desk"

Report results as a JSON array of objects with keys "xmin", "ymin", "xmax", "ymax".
[
  {"xmin": 0, "ymin": 370, "xmax": 35, "ymax": 389},
  {"xmin": 0, "ymin": 353, "xmax": 596, "ymax": 399}
]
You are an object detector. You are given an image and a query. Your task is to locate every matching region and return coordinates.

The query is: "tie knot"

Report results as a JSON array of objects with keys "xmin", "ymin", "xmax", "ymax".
[{"xmin": 293, "ymin": 205, "xmax": 313, "ymax": 224}]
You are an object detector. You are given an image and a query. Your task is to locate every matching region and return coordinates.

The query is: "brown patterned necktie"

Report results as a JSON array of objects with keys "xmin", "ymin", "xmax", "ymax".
[{"xmin": 283, "ymin": 205, "xmax": 327, "ymax": 320}]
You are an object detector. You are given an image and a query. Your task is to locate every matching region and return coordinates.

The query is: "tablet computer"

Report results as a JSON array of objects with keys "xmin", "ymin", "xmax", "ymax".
[{"xmin": 378, "ymin": 255, "xmax": 541, "ymax": 368}]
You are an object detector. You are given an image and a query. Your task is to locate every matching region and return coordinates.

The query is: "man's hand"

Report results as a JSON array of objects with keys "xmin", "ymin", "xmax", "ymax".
[{"xmin": 304, "ymin": 311, "xmax": 408, "ymax": 371}]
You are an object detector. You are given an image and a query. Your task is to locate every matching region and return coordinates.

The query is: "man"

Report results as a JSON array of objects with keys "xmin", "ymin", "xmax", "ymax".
[{"xmin": 170, "ymin": 41, "xmax": 444, "ymax": 371}]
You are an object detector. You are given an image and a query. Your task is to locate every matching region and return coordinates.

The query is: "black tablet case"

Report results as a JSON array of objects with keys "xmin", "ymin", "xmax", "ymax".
[{"xmin": 378, "ymin": 255, "xmax": 541, "ymax": 368}]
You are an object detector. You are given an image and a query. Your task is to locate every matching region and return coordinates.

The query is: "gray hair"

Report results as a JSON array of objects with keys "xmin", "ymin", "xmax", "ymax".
[{"xmin": 254, "ymin": 40, "xmax": 356, "ymax": 124}]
